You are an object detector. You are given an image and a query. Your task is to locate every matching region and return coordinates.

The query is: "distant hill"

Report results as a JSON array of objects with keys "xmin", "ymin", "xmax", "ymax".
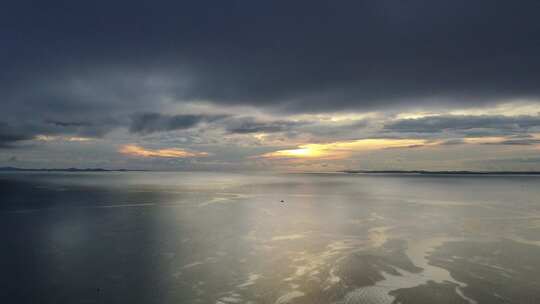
[
  {"xmin": 343, "ymin": 170, "xmax": 540, "ymax": 175},
  {"xmin": 0, "ymin": 167, "xmax": 142, "ymax": 172}
]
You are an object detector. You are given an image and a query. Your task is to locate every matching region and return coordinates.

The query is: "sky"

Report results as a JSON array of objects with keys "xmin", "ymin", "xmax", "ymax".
[{"xmin": 2, "ymin": 0, "xmax": 540, "ymax": 171}]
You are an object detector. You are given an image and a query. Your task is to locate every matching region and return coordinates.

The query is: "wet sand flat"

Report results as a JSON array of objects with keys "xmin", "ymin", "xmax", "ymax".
[{"xmin": 1, "ymin": 172, "xmax": 539, "ymax": 303}]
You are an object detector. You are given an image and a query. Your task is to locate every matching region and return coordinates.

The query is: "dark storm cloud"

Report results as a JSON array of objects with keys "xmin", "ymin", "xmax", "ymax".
[
  {"xmin": 0, "ymin": 116, "xmax": 118, "ymax": 149},
  {"xmin": 44, "ymin": 119, "xmax": 114, "ymax": 137},
  {"xmin": 224, "ymin": 117, "xmax": 303, "ymax": 134},
  {"xmin": 485, "ymin": 139, "xmax": 540, "ymax": 146},
  {"xmin": 129, "ymin": 113, "xmax": 304, "ymax": 135},
  {"xmin": 0, "ymin": 72, "xmax": 162, "ymax": 146},
  {"xmin": 0, "ymin": 123, "xmax": 32, "ymax": 148},
  {"xmin": 46, "ymin": 120, "xmax": 92, "ymax": 128},
  {"xmin": 2, "ymin": 0, "xmax": 540, "ymax": 115},
  {"xmin": 130, "ymin": 113, "xmax": 227, "ymax": 134},
  {"xmin": 384, "ymin": 115, "xmax": 540, "ymax": 135}
]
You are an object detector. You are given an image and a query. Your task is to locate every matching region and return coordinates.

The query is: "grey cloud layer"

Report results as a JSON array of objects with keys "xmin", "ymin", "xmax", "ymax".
[
  {"xmin": 2, "ymin": 1, "xmax": 540, "ymax": 154},
  {"xmin": 384, "ymin": 115, "xmax": 540, "ymax": 136},
  {"xmin": 3, "ymin": 1, "xmax": 540, "ymax": 113}
]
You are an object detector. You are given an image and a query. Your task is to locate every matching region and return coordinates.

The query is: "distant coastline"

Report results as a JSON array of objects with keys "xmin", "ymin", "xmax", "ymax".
[
  {"xmin": 0, "ymin": 167, "xmax": 145, "ymax": 172},
  {"xmin": 343, "ymin": 170, "xmax": 540, "ymax": 175}
]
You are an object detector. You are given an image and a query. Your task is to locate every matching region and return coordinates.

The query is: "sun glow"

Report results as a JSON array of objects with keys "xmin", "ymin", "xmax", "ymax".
[
  {"xmin": 265, "ymin": 147, "xmax": 326, "ymax": 158},
  {"xmin": 261, "ymin": 138, "xmax": 433, "ymax": 160}
]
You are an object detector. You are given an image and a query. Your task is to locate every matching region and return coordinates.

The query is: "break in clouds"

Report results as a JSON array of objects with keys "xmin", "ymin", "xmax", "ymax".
[{"xmin": 2, "ymin": 1, "xmax": 540, "ymax": 170}]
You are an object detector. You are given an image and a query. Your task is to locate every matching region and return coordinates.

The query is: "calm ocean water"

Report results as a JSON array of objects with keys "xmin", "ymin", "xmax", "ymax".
[{"xmin": 2, "ymin": 172, "xmax": 540, "ymax": 304}]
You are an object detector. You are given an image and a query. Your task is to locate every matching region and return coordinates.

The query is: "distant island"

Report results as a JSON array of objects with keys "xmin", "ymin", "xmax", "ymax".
[
  {"xmin": 343, "ymin": 170, "xmax": 540, "ymax": 175},
  {"xmin": 0, "ymin": 167, "xmax": 144, "ymax": 172}
]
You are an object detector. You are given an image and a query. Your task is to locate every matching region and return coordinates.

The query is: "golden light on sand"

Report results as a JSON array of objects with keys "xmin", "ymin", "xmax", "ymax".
[{"xmin": 119, "ymin": 144, "xmax": 208, "ymax": 158}]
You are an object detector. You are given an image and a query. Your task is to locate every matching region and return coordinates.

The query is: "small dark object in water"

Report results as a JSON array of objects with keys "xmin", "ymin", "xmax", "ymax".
[
  {"xmin": 97, "ymin": 288, "xmax": 101, "ymax": 293},
  {"xmin": 280, "ymin": 200, "xmax": 285, "ymax": 203}
]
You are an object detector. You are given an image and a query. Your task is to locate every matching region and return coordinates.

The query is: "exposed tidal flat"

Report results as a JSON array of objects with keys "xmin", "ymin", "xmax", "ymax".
[{"xmin": 1, "ymin": 172, "xmax": 540, "ymax": 303}]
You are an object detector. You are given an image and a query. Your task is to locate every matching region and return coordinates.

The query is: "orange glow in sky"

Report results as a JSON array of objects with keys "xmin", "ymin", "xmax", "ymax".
[{"xmin": 119, "ymin": 144, "xmax": 208, "ymax": 158}]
